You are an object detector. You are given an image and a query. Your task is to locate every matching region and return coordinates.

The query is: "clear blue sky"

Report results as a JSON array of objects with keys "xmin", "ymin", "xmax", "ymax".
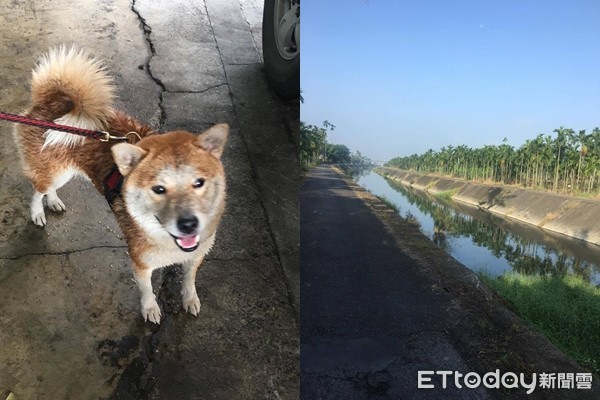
[{"xmin": 301, "ymin": 1, "xmax": 600, "ymax": 162}]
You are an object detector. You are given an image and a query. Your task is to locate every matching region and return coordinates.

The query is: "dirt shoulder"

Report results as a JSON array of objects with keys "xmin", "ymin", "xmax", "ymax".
[{"xmin": 334, "ymin": 166, "xmax": 600, "ymax": 399}]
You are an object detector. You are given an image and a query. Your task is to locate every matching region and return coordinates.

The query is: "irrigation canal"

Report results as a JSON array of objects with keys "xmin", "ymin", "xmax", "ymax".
[{"xmin": 354, "ymin": 169, "xmax": 600, "ymax": 286}]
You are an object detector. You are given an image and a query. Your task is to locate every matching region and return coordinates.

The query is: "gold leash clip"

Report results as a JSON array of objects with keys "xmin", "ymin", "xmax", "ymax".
[
  {"xmin": 100, "ymin": 131, "xmax": 129, "ymax": 142},
  {"xmin": 100, "ymin": 131, "xmax": 140, "ymax": 143}
]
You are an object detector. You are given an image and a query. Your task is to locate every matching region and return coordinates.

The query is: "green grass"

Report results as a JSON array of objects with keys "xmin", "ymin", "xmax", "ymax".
[
  {"xmin": 374, "ymin": 194, "xmax": 400, "ymax": 214},
  {"xmin": 479, "ymin": 272, "xmax": 600, "ymax": 373},
  {"xmin": 434, "ymin": 189, "xmax": 458, "ymax": 200},
  {"xmin": 404, "ymin": 210, "xmax": 421, "ymax": 227}
]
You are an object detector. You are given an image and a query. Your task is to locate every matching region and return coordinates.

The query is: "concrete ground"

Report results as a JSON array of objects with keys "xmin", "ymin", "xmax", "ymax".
[{"xmin": 0, "ymin": 0, "xmax": 299, "ymax": 399}]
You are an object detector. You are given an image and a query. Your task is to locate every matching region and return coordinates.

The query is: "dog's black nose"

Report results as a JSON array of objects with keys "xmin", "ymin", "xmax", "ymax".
[{"xmin": 177, "ymin": 215, "xmax": 199, "ymax": 234}]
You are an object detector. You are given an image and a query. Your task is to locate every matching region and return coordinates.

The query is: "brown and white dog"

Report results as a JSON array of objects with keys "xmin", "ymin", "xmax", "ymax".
[{"xmin": 12, "ymin": 46, "xmax": 228, "ymax": 324}]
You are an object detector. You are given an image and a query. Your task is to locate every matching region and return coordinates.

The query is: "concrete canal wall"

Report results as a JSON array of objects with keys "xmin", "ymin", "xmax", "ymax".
[{"xmin": 378, "ymin": 167, "xmax": 600, "ymax": 246}]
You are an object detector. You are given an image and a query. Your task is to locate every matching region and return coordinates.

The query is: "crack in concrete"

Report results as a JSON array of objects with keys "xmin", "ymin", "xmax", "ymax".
[
  {"xmin": 226, "ymin": 62, "xmax": 262, "ymax": 66},
  {"xmin": 131, "ymin": 0, "xmax": 166, "ymax": 129},
  {"xmin": 237, "ymin": 0, "xmax": 261, "ymax": 61},
  {"xmin": 0, "ymin": 244, "xmax": 128, "ymax": 261},
  {"xmin": 68, "ymin": 248, "xmax": 279, "ymax": 265},
  {"xmin": 202, "ymin": 2, "xmax": 227, "ymax": 80},
  {"xmin": 0, "ymin": 249, "xmax": 269, "ymax": 263},
  {"xmin": 205, "ymin": 255, "xmax": 256, "ymax": 262},
  {"xmin": 166, "ymin": 83, "xmax": 229, "ymax": 95}
]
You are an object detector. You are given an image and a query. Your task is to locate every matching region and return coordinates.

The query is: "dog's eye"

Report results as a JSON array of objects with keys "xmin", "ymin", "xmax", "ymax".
[
  {"xmin": 193, "ymin": 178, "xmax": 205, "ymax": 188},
  {"xmin": 152, "ymin": 185, "xmax": 166, "ymax": 194}
]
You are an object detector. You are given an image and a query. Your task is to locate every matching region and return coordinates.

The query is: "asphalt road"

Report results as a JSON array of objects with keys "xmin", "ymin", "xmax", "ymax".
[
  {"xmin": 300, "ymin": 165, "xmax": 600, "ymax": 400},
  {"xmin": 0, "ymin": 1, "xmax": 298, "ymax": 399},
  {"xmin": 301, "ymin": 166, "xmax": 485, "ymax": 399}
]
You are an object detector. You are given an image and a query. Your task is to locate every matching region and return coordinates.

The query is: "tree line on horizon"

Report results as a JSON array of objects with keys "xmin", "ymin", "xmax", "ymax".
[
  {"xmin": 300, "ymin": 121, "xmax": 373, "ymax": 169},
  {"xmin": 386, "ymin": 127, "xmax": 600, "ymax": 195}
]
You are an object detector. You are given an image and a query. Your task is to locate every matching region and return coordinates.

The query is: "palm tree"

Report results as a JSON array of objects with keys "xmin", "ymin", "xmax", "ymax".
[
  {"xmin": 384, "ymin": 125, "xmax": 600, "ymax": 195},
  {"xmin": 576, "ymin": 130, "xmax": 588, "ymax": 192},
  {"xmin": 553, "ymin": 127, "xmax": 569, "ymax": 192}
]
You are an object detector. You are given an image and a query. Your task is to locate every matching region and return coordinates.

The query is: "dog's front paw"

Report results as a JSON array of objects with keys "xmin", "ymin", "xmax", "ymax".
[
  {"xmin": 47, "ymin": 194, "xmax": 66, "ymax": 212},
  {"xmin": 141, "ymin": 300, "xmax": 162, "ymax": 324},
  {"xmin": 182, "ymin": 295, "xmax": 201, "ymax": 317},
  {"xmin": 31, "ymin": 210, "xmax": 46, "ymax": 227}
]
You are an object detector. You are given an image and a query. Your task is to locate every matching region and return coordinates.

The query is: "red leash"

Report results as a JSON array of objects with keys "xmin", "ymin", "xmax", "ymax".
[{"xmin": 0, "ymin": 111, "xmax": 128, "ymax": 142}]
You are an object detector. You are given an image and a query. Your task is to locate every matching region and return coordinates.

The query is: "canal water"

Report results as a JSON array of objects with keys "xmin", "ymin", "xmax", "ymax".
[{"xmin": 354, "ymin": 169, "xmax": 600, "ymax": 286}]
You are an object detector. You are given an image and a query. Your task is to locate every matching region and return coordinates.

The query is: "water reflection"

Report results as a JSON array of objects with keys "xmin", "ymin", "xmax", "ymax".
[
  {"xmin": 338, "ymin": 164, "xmax": 373, "ymax": 180},
  {"xmin": 356, "ymin": 170, "xmax": 600, "ymax": 285}
]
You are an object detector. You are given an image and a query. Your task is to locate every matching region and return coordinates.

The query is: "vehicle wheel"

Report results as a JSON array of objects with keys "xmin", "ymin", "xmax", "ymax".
[{"xmin": 262, "ymin": 0, "xmax": 300, "ymax": 100}]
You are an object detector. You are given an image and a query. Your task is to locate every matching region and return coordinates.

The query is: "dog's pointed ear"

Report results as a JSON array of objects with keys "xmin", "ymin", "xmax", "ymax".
[
  {"xmin": 111, "ymin": 143, "xmax": 148, "ymax": 176},
  {"xmin": 195, "ymin": 123, "xmax": 229, "ymax": 159}
]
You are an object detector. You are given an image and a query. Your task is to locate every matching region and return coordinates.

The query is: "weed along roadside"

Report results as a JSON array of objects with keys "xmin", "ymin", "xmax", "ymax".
[
  {"xmin": 349, "ymin": 166, "xmax": 600, "ymax": 379},
  {"xmin": 479, "ymin": 273, "xmax": 600, "ymax": 374}
]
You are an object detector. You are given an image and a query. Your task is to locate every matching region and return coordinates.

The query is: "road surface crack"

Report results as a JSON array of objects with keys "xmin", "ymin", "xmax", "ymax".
[
  {"xmin": 226, "ymin": 62, "xmax": 262, "ymax": 66},
  {"xmin": 131, "ymin": 0, "xmax": 166, "ymax": 129},
  {"xmin": 0, "ymin": 244, "xmax": 128, "ymax": 261},
  {"xmin": 166, "ymin": 83, "xmax": 229, "ymax": 95},
  {"xmin": 237, "ymin": 0, "xmax": 262, "ymax": 62}
]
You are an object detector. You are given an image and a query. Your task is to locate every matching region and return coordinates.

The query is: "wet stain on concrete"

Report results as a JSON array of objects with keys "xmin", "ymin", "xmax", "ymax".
[{"xmin": 98, "ymin": 335, "xmax": 140, "ymax": 369}]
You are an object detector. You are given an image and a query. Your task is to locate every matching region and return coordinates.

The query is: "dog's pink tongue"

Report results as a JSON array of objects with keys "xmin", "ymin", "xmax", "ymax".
[{"xmin": 177, "ymin": 235, "xmax": 198, "ymax": 248}]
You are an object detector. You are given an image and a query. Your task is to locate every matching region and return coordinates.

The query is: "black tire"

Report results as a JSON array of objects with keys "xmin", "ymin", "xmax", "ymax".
[{"xmin": 263, "ymin": 0, "xmax": 300, "ymax": 100}]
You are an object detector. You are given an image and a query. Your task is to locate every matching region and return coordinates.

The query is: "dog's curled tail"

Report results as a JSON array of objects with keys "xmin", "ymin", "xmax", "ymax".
[{"xmin": 31, "ymin": 46, "xmax": 116, "ymax": 148}]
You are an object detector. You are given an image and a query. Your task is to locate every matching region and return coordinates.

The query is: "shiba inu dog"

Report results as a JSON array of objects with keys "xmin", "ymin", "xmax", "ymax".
[{"xmin": 12, "ymin": 46, "xmax": 228, "ymax": 324}]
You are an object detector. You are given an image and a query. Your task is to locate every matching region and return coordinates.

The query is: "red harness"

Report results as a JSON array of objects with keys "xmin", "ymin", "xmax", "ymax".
[{"xmin": 103, "ymin": 166, "xmax": 124, "ymax": 207}]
